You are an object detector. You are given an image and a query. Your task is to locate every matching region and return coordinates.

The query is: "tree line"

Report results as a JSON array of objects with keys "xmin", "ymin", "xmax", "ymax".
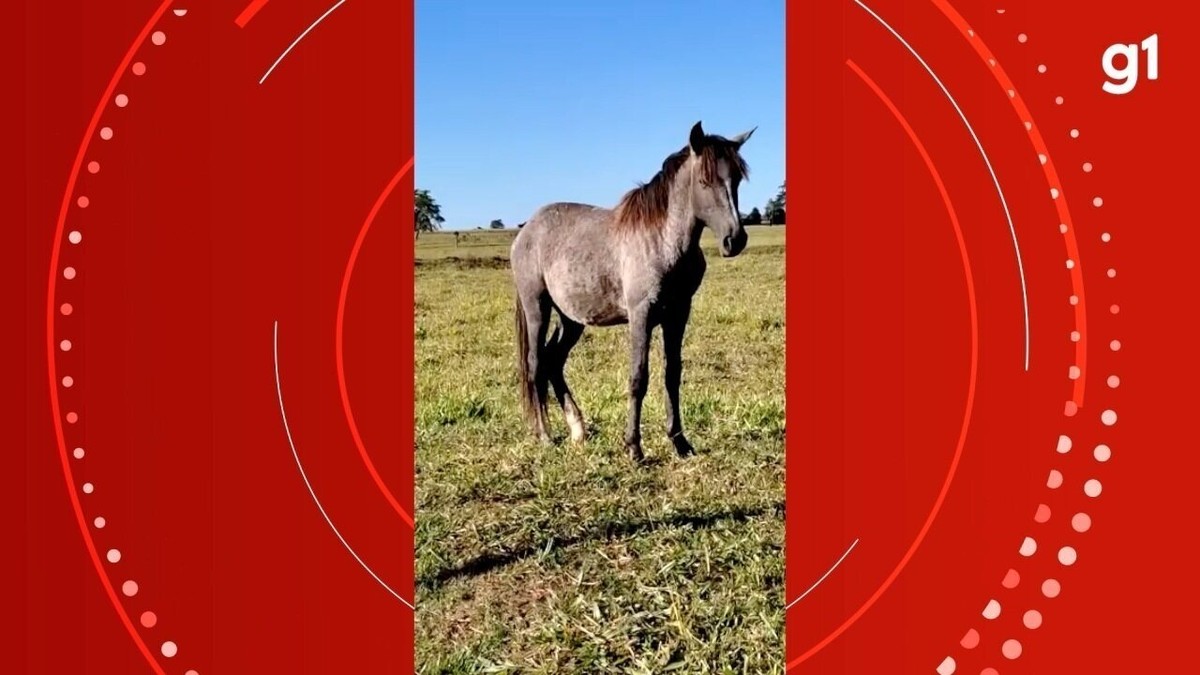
[
  {"xmin": 414, "ymin": 182, "xmax": 785, "ymax": 237},
  {"xmin": 742, "ymin": 182, "xmax": 786, "ymax": 226}
]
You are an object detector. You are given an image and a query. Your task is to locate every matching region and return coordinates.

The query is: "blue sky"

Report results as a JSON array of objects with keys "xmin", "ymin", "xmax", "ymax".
[{"xmin": 416, "ymin": 0, "xmax": 784, "ymax": 230}]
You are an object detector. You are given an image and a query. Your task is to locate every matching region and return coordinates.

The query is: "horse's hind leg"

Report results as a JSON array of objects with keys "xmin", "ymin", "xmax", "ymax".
[{"xmin": 547, "ymin": 313, "xmax": 586, "ymax": 442}]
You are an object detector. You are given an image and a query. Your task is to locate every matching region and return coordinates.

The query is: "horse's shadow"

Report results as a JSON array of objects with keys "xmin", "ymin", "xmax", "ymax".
[
  {"xmin": 635, "ymin": 454, "xmax": 669, "ymax": 468},
  {"xmin": 420, "ymin": 500, "xmax": 785, "ymax": 589}
]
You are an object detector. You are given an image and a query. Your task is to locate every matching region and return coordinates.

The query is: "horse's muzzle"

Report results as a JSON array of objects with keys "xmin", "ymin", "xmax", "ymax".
[{"xmin": 721, "ymin": 231, "xmax": 748, "ymax": 258}]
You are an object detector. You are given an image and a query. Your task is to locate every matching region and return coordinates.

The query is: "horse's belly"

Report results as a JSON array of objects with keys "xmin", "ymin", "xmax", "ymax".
[{"xmin": 547, "ymin": 279, "xmax": 626, "ymax": 327}]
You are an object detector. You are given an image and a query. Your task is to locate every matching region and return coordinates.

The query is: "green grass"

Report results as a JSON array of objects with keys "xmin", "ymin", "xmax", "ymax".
[{"xmin": 416, "ymin": 225, "xmax": 786, "ymax": 673}]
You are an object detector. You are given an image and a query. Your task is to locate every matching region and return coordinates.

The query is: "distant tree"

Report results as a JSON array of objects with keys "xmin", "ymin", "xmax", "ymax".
[
  {"xmin": 764, "ymin": 182, "xmax": 786, "ymax": 225},
  {"xmin": 489, "ymin": 219, "xmax": 505, "ymax": 230},
  {"xmin": 414, "ymin": 189, "xmax": 445, "ymax": 240},
  {"xmin": 764, "ymin": 198, "xmax": 782, "ymax": 224},
  {"xmin": 743, "ymin": 207, "xmax": 763, "ymax": 225}
]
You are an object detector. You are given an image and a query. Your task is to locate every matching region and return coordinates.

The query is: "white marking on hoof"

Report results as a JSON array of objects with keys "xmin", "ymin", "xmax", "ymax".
[{"xmin": 567, "ymin": 414, "xmax": 586, "ymax": 443}]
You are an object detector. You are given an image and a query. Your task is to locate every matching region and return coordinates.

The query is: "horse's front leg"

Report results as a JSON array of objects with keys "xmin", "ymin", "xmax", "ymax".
[
  {"xmin": 624, "ymin": 306, "xmax": 652, "ymax": 463},
  {"xmin": 662, "ymin": 301, "xmax": 695, "ymax": 457}
]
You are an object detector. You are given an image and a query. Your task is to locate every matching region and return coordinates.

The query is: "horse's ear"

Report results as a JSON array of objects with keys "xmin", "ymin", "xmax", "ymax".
[
  {"xmin": 730, "ymin": 126, "xmax": 757, "ymax": 148},
  {"xmin": 689, "ymin": 121, "xmax": 706, "ymax": 153}
]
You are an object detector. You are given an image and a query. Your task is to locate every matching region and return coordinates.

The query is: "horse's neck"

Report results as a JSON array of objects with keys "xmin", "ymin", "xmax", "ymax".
[
  {"xmin": 658, "ymin": 175, "xmax": 702, "ymax": 267},
  {"xmin": 662, "ymin": 212, "xmax": 702, "ymax": 265}
]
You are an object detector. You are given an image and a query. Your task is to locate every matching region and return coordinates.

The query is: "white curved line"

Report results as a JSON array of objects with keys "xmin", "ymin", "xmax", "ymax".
[
  {"xmin": 259, "ymin": 0, "xmax": 347, "ymax": 84},
  {"xmin": 854, "ymin": 0, "xmax": 1030, "ymax": 371},
  {"xmin": 273, "ymin": 320, "xmax": 414, "ymax": 609},
  {"xmin": 786, "ymin": 538, "xmax": 859, "ymax": 609}
]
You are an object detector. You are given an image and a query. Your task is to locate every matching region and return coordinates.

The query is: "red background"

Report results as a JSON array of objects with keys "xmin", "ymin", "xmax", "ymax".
[
  {"xmin": 5, "ymin": 1, "xmax": 413, "ymax": 672},
  {"xmin": 5, "ymin": 0, "xmax": 1198, "ymax": 672},
  {"xmin": 789, "ymin": 0, "xmax": 1199, "ymax": 672}
]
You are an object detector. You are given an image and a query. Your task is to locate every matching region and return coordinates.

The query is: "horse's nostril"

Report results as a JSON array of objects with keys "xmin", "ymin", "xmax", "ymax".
[{"xmin": 722, "ymin": 235, "xmax": 733, "ymax": 250}]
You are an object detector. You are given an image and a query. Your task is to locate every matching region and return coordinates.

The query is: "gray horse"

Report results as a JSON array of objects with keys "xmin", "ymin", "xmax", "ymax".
[{"xmin": 511, "ymin": 121, "xmax": 755, "ymax": 462}]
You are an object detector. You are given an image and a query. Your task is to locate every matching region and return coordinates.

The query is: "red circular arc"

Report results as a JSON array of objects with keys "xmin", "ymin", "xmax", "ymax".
[
  {"xmin": 235, "ymin": 0, "xmax": 270, "ymax": 28},
  {"xmin": 335, "ymin": 157, "xmax": 416, "ymax": 529},
  {"xmin": 931, "ymin": 0, "xmax": 1088, "ymax": 407},
  {"xmin": 787, "ymin": 59, "xmax": 981, "ymax": 670},
  {"xmin": 45, "ymin": 2, "xmax": 176, "ymax": 674}
]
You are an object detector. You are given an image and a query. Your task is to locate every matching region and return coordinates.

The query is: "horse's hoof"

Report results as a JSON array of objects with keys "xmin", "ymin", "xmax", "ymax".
[
  {"xmin": 671, "ymin": 434, "xmax": 695, "ymax": 457},
  {"xmin": 626, "ymin": 443, "xmax": 645, "ymax": 463},
  {"xmin": 567, "ymin": 422, "xmax": 586, "ymax": 444},
  {"xmin": 566, "ymin": 412, "xmax": 587, "ymax": 443}
]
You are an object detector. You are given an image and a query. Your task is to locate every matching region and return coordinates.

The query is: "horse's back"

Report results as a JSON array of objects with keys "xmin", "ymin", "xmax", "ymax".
[
  {"xmin": 511, "ymin": 202, "xmax": 626, "ymax": 326},
  {"xmin": 512, "ymin": 202, "xmax": 613, "ymax": 264},
  {"xmin": 523, "ymin": 202, "xmax": 612, "ymax": 236}
]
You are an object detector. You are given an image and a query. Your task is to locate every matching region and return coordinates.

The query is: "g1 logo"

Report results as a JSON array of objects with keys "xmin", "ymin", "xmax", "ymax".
[{"xmin": 1102, "ymin": 34, "xmax": 1159, "ymax": 95}]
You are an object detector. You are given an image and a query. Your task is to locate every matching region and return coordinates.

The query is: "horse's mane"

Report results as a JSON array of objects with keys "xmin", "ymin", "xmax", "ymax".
[{"xmin": 614, "ymin": 138, "xmax": 749, "ymax": 230}]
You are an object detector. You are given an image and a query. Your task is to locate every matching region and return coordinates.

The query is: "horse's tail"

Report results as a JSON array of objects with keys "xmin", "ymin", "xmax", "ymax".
[{"xmin": 515, "ymin": 296, "xmax": 536, "ymax": 424}]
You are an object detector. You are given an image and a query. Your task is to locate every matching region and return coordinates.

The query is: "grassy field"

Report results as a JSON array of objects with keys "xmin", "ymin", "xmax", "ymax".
[{"xmin": 415, "ymin": 225, "xmax": 786, "ymax": 673}]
